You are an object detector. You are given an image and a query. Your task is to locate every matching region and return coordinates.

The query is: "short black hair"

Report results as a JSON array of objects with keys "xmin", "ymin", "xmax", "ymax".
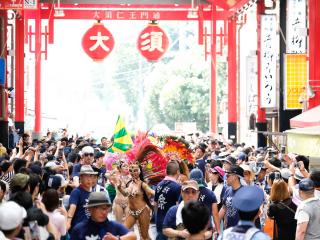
[
  {"xmin": 42, "ymin": 189, "xmax": 59, "ymax": 212},
  {"xmin": 13, "ymin": 158, "xmax": 27, "ymax": 174},
  {"xmin": 28, "ymin": 174, "xmax": 41, "ymax": 196},
  {"xmin": 166, "ymin": 160, "xmax": 180, "ymax": 176},
  {"xmin": 238, "ymin": 209, "xmax": 260, "ymax": 221},
  {"xmin": 310, "ymin": 170, "xmax": 320, "ymax": 188},
  {"xmin": 0, "ymin": 180, "xmax": 6, "ymax": 192},
  {"xmin": 296, "ymin": 155, "xmax": 309, "ymax": 172},
  {"xmin": 10, "ymin": 191, "xmax": 33, "ymax": 210},
  {"xmin": 182, "ymin": 201, "xmax": 210, "ymax": 235}
]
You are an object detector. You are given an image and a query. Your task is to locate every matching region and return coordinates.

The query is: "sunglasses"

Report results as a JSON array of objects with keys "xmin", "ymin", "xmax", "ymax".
[
  {"xmin": 84, "ymin": 153, "xmax": 94, "ymax": 157},
  {"xmin": 183, "ymin": 189, "xmax": 199, "ymax": 195}
]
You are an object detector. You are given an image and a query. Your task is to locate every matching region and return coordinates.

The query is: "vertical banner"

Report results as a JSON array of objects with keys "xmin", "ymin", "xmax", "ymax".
[
  {"xmin": 260, "ymin": 14, "xmax": 277, "ymax": 108},
  {"xmin": 286, "ymin": 0, "xmax": 307, "ymax": 53},
  {"xmin": 285, "ymin": 54, "xmax": 308, "ymax": 109},
  {"xmin": 0, "ymin": 58, "xmax": 5, "ymax": 86},
  {"xmin": 246, "ymin": 55, "xmax": 258, "ymax": 116}
]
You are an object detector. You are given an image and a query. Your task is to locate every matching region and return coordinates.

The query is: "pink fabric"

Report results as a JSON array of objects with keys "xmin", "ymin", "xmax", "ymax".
[
  {"xmin": 163, "ymin": 176, "xmax": 178, "ymax": 183},
  {"xmin": 210, "ymin": 166, "xmax": 225, "ymax": 178},
  {"xmin": 46, "ymin": 210, "xmax": 67, "ymax": 236}
]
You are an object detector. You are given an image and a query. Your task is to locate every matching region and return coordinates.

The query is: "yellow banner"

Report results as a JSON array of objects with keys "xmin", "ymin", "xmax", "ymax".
[{"xmin": 285, "ymin": 54, "xmax": 308, "ymax": 109}]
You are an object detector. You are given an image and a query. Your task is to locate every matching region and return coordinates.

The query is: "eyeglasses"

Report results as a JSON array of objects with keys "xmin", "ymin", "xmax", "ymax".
[
  {"xmin": 84, "ymin": 153, "xmax": 94, "ymax": 157},
  {"xmin": 183, "ymin": 189, "xmax": 199, "ymax": 195}
]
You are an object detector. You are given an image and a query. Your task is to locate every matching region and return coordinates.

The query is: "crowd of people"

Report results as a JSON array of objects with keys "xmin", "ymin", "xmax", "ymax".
[{"xmin": 0, "ymin": 129, "xmax": 319, "ymax": 240}]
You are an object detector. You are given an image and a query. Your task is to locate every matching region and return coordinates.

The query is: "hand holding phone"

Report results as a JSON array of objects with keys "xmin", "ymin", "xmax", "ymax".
[{"xmin": 29, "ymin": 221, "xmax": 40, "ymax": 240}]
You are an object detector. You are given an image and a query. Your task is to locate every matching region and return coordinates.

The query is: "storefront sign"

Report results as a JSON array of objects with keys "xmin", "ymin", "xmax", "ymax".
[
  {"xmin": 260, "ymin": 14, "xmax": 277, "ymax": 108},
  {"xmin": 286, "ymin": 0, "xmax": 307, "ymax": 53}
]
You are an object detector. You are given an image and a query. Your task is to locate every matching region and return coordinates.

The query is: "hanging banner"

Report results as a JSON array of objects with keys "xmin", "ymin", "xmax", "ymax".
[
  {"xmin": 284, "ymin": 54, "xmax": 308, "ymax": 110},
  {"xmin": 246, "ymin": 55, "xmax": 257, "ymax": 116},
  {"xmin": 137, "ymin": 20, "xmax": 169, "ymax": 62},
  {"xmin": 82, "ymin": 21, "xmax": 115, "ymax": 62},
  {"xmin": 0, "ymin": 58, "xmax": 5, "ymax": 86},
  {"xmin": 286, "ymin": 0, "xmax": 307, "ymax": 53},
  {"xmin": 0, "ymin": 0, "xmax": 38, "ymax": 10},
  {"xmin": 260, "ymin": 14, "xmax": 277, "ymax": 108}
]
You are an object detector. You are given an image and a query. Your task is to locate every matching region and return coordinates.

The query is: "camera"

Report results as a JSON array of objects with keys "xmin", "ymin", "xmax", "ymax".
[{"xmin": 29, "ymin": 220, "xmax": 40, "ymax": 240}]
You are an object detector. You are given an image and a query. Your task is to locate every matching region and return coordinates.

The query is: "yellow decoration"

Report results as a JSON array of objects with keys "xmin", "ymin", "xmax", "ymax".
[{"xmin": 285, "ymin": 54, "xmax": 308, "ymax": 109}]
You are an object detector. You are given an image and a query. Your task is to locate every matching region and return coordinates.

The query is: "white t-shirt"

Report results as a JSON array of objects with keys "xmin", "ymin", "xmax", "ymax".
[
  {"xmin": 295, "ymin": 197, "xmax": 319, "ymax": 224},
  {"xmin": 46, "ymin": 210, "xmax": 67, "ymax": 236}
]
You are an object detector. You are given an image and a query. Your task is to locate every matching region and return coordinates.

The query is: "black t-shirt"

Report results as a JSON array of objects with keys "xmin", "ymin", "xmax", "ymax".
[{"xmin": 268, "ymin": 199, "xmax": 297, "ymax": 240}]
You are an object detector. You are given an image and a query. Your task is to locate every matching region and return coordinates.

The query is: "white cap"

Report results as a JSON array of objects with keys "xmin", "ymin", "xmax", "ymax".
[
  {"xmin": 45, "ymin": 161, "xmax": 58, "ymax": 168},
  {"xmin": 280, "ymin": 168, "xmax": 292, "ymax": 179},
  {"xmin": 0, "ymin": 201, "xmax": 27, "ymax": 230},
  {"xmin": 240, "ymin": 164, "xmax": 252, "ymax": 173},
  {"xmin": 81, "ymin": 146, "xmax": 94, "ymax": 154}
]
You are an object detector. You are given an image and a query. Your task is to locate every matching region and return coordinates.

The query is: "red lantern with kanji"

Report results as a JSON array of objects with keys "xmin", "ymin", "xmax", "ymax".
[
  {"xmin": 82, "ymin": 21, "xmax": 115, "ymax": 62},
  {"xmin": 137, "ymin": 20, "xmax": 169, "ymax": 62}
]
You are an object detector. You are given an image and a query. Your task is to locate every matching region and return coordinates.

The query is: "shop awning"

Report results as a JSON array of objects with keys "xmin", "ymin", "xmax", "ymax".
[
  {"xmin": 286, "ymin": 126, "xmax": 320, "ymax": 158},
  {"xmin": 290, "ymin": 105, "xmax": 320, "ymax": 128}
]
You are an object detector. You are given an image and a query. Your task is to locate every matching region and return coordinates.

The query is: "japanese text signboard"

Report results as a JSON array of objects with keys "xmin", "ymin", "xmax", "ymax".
[
  {"xmin": 81, "ymin": 22, "xmax": 115, "ymax": 62},
  {"xmin": 246, "ymin": 55, "xmax": 257, "ymax": 116},
  {"xmin": 260, "ymin": 14, "xmax": 277, "ymax": 108},
  {"xmin": 137, "ymin": 21, "xmax": 169, "ymax": 62},
  {"xmin": 286, "ymin": 0, "xmax": 307, "ymax": 53},
  {"xmin": 0, "ymin": 0, "xmax": 37, "ymax": 10}
]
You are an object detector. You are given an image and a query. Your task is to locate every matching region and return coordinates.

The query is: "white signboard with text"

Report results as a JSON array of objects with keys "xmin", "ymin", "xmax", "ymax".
[
  {"xmin": 246, "ymin": 55, "xmax": 258, "ymax": 116},
  {"xmin": 286, "ymin": 0, "xmax": 307, "ymax": 53},
  {"xmin": 260, "ymin": 14, "xmax": 277, "ymax": 108}
]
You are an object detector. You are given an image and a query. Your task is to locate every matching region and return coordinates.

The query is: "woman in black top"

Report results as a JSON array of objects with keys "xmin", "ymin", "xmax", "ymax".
[{"xmin": 267, "ymin": 179, "xmax": 297, "ymax": 240}]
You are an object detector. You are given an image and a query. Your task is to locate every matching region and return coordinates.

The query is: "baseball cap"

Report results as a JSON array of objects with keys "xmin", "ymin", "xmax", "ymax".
[
  {"xmin": 45, "ymin": 161, "xmax": 58, "ymax": 168},
  {"xmin": 238, "ymin": 152, "xmax": 247, "ymax": 161},
  {"xmin": 181, "ymin": 180, "xmax": 199, "ymax": 191},
  {"xmin": 47, "ymin": 174, "xmax": 68, "ymax": 190},
  {"xmin": 81, "ymin": 146, "xmax": 94, "ymax": 155},
  {"xmin": 189, "ymin": 169, "xmax": 205, "ymax": 187},
  {"xmin": 294, "ymin": 168, "xmax": 305, "ymax": 181},
  {"xmin": 299, "ymin": 178, "xmax": 315, "ymax": 192},
  {"xmin": 210, "ymin": 166, "xmax": 225, "ymax": 179},
  {"xmin": 80, "ymin": 165, "xmax": 98, "ymax": 175},
  {"xmin": 280, "ymin": 168, "xmax": 292, "ymax": 180},
  {"xmin": 29, "ymin": 164, "xmax": 43, "ymax": 176},
  {"xmin": 84, "ymin": 192, "xmax": 111, "ymax": 208},
  {"xmin": 218, "ymin": 151, "xmax": 230, "ymax": 159},
  {"xmin": 240, "ymin": 164, "xmax": 252, "ymax": 173},
  {"xmin": 10, "ymin": 173, "xmax": 29, "ymax": 190},
  {"xmin": 26, "ymin": 207, "xmax": 49, "ymax": 226},
  {"xmin": 196, "ymin": 143, "xmax": 207, "ymax": 153},
  {"xmin": 232, "ymin": 186, "xmax": 264, "ymax": 212},
  {"xmin": 222, "ymin": 156, "xmax": 237, "ymax": 165},
  {"xmin": 94, "ymin": 151, "xmax": 105, "ymax": 159},
  {"xmin": 226, "ymin": 139, "xmax": 233, "ymax": 146},
  {"xmin": 0, "ymin": 201, "xmax": 27, "ymax": 230},
  {"xmin": 226, "ymin": 165, "xmax": 244, "ymax": 178}
]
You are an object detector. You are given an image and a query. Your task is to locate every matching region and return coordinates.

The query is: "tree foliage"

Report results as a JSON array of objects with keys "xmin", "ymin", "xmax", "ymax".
[{"xmin": 145, "ymin": 50, "xmax": 210, "ymax": 132}]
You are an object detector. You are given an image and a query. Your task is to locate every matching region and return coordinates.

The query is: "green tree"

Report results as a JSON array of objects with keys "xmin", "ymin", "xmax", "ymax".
[{"xmin": 145, "ymin": 50, "xmax": 210, "ymax": 132}]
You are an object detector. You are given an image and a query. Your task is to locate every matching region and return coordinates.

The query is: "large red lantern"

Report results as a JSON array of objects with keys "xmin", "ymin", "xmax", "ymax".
[
  {"xmin": 82, "ymin": 21, "xmax": 115, "ymax": 62},
  {"xmin": 137, "ymin": 20, "xmax": 169, "ymax": 62}
]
